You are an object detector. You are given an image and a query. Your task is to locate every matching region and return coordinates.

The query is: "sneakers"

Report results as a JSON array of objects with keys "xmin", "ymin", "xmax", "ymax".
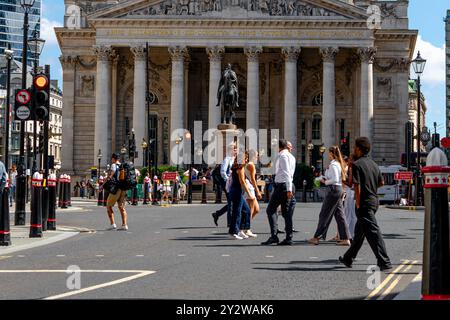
[
  {"xmin": 244, "ymin": 230, "xmax": 258, "ymax": 238},
  {"xmin": 107, "ymin": 224, "xmax": 117, "ymax": 231},
  {"xmin": 238, "ymin": 231, "xmax": 249, "ymax": 239},
  {"xmin": 118, "ymin": 225, "xmax": 129, "ymax": 231},
  {"xmin": 229, "ymin": 233, "xmax": 244, "ymax": 240}
]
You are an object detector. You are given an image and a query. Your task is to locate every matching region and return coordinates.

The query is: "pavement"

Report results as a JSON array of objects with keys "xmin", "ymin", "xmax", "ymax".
[{"xmin": 0, "ymin": 200, "xmax": 425, "ymax": 300}]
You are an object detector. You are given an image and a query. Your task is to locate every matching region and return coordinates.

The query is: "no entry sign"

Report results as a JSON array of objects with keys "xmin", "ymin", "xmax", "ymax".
[{"xmin": 394, "ymin": 171, "xmax": 414, "ymax": 181}]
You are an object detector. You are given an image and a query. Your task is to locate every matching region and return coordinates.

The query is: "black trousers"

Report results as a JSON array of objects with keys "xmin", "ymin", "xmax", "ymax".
[
  {"xmin": 343, "ymin": 206, "xmax": 391, "ymax": 267},
  {"xmin": 266, "ymin": 183, "xmax": 296, "ymax": 240}
]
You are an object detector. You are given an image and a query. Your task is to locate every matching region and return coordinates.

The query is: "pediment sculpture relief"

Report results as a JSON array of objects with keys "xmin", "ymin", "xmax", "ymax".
[{"xmin": 121, "ymin": 0, "xmax": 340, "ymax": 17}]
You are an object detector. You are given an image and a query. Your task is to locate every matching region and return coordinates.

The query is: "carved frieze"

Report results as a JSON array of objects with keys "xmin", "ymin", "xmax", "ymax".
[
  {"xmin": 120, "ymin": 0, "xmax": 341, "ymax": 18},
  {"xmin": 319, "ymin": 47, "xmax": 339, "ymax": 63},
  {"xmin": 376, "ymin": 77, "xmax": 392, "ymax": 102},
  {"xmin": 80, "ymin": 75, "xmax": 95, "ymax": 97}
]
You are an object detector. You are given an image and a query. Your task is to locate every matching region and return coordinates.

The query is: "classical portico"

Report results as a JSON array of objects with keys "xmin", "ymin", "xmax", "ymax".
[{"xmin": 57, "ymin": 0, "xmax": 417, "ymax": 176}]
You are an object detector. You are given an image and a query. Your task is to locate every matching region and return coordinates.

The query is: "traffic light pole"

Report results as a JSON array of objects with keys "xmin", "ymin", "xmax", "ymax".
[
  {"xmin": 15, "ymin": 10, "xmax": 30, "ymax": 225},
  {"xmin": 41, "ymin": 65, "xmax": 51, "ymax": 230}
]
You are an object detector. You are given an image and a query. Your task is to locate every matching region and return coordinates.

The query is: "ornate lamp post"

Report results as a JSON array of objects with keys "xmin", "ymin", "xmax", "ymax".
[
  {"xmin": 319, "ymin": 145, "xmax": 327, "ymax": 175},
  {"xmin": 3, "ymin": 45, "xmax": 13, "ymax": 169},
  {"xmin": 97, "ymin": 149, "xmax": 102, "ymax": 179},
  {"xmin": 412, "ymin": 51, "xmax": 427, "ymax": 206},
  {"xmin": 15, "ymin": 0, "xmax": 36, "ymax": 226},
  {"xmin": 141, "ymin": 139, "xmax": 148, "ymax": 168},
  {"xmin": 120, "ymin": 145, "xmax": 127, "ymax": 163},
  {"xmin": 175, "ymin": 136, "xmax": 183, "ymax": 173},
  {"xmin": 185, "ymin": 131, "xmax": 193, "ymax": 204},
  {"xmin": 307, "ymin": 142, "xmax": 314, "ymax": 167},
  {"xmin": 27, "ymin": 30, "xmax": 45, "ymax": 175}
]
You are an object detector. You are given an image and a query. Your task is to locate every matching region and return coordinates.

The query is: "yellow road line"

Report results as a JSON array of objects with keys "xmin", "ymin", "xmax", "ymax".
[
  {"xmin": 365, "ymin": 260, "xmax": 410, "ymax": 300},
  {"xmin": 376, "ymin": 260, "xmax": 420, "ymax": 300}
]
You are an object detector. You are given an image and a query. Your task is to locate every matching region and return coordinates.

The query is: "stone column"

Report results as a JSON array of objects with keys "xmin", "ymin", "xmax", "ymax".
[
  {"xmin": 131, "ymin": 45, "xmax": 147, "ymax": 167},
  {"xmin": 358, "ymin": 47, "xmax": 376, "ymax": 140},
  {"xmin": 184, "ymin": 51, "xmax": 190, "ymax": 130},
  {"xmin": 206, "ymin": 46, "xmax": 224, "ymax": 130},
  {"xmin": 244, "ymin": 46, "xmax": 262, "ymax": 133},
  {"xmin": 169, "ymin": 46, "xmax": 187, "ymax": 164},
  {"xmin": 93, "ymin": 45, "xmax": 115, "ymax": 168},
  {"xmin": 306, "ymin": 118, "xmax": 312, "ymax": 165},
  {"xmin": 320, "ymin": 47, "xmax": 339, "ymax": 154},
  {"xmin": 282, "ymin": 47, "xmax": 301, "ymax": 153},
  {"xmin": 59, "ymin": 55, "xmax": 76, "ymax": 174},
  {"xmin": 111, "ymin": 55, "xmax": 119, "ymax": 154}
]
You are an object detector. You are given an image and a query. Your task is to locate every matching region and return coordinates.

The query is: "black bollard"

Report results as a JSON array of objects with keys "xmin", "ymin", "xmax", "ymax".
[
  {"xmin": 421, "ymin": 147, "xmax": 450, "ymax": 300},
  {"xmin": 172, "ymin": 179, "xmax": 179, "ymax": 204},
  {"xmin": 58, "ymin": 175, "xmax": 63, "ymax": 208},
  {"xmin": 152, "ymin": 176, "xmax": 159, "ymax": 205},
  {"xmin": 67, "ymin": 175, "xmax": 72, "ymax": 207},
  {"xmin": 0, "ymin": 179, "xmax": 11, "ymax": 246},
  {"xmin": 215, "ymin": 183, "xmax": 222, "ymax": 204},
  {"xmin": 97, "ymin": 177, "xmax": 104, "ymax": 206},
  {"xmin": 132, "ymin": 185, "xmax": 138, "ymax": 206},
  {"xmin": 61, "ymin": 175, "xmax": 68, "ymax": 209},
  {"xmin": 41, "ymin": 180, "xmax": 49, "ymax": 232},
  {"xmin": 302, "ymin": 180, "xmax": 307, "ymax": 203},
  {"xmin": 201, "ymin": 177, "xmax": 207, "ymax": 204},
  {"xmin": 30, "ymin": 172, "xmax": 43, "ymax": 238},
  {"xmin": 143, "ymin": 177, "xmax": 150, "ymax": 205},
  {"xmin": 47, "ymin": 174, "xmax": 57, "ymax": 230},
  {"xmin": 103, "ymin": 189, "xmax": 109, "ymax": 207}
]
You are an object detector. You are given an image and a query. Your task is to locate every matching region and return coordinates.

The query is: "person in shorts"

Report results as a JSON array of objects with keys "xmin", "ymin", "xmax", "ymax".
[{"xmin": 106, "ymin": 153, "xmax": 128, "ymax": 231}]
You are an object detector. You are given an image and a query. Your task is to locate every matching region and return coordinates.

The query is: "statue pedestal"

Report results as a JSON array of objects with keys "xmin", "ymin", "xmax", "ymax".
[{"xmin": 214, "ymin": 123, "xmax": 241, "ymax": 165}]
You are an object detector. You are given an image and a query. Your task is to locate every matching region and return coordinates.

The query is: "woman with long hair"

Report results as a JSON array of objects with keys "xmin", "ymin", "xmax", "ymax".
[
  {"xmin": 244, "ymin": 150, "xmax": 262, "ymax": 218},
  {"xmin": 229, "ymin": 152, "xmax": 254, "ymax": 240},
  {"xmin": 308, "ymin": 146, "xmax": 351, "ymax": 246}
]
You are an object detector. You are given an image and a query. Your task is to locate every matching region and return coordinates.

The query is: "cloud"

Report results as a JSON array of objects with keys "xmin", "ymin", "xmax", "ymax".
[
  {"xmin": 40, "ymin": 18, "xmax": 62, "ymax": 46},
  {"xmin": 412, "ymin": 35, "xmax": 446, "ymax": 87}
]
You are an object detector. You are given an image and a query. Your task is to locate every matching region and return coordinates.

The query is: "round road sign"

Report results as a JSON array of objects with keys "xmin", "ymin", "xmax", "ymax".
[
  {"xmin": 16, "ymin": 90, "xmax": 31, "ymax": 104},
  {"xmin": 16, "ymin": 106, "xmax": 31, "ymax": 120}
]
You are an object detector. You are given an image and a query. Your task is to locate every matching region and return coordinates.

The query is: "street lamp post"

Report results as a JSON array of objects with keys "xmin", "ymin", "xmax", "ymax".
[
  {"xmin": 412, "ymin": 51, "xmax": 426, "ymax": 206},
  {"xmin": 320, "ymin": 145, "xmax": 326, "ymax": 175},
  {"xmin": 97, "ymin": 149, "xmax": 102, "ymax": 179},
  {"xmin": 307, "ymin": 142, "xmax": 314, "ymax": 168},
  {"xmin": 120, "ymin": 145, "xmax": 127, "ymax": 163},
  {"xmin": 185, "ymin": 131, "xmax": 193, "ymax": 204},
  {"xmin": 175, "ymin": 136, "xmax": 183, "ymax": 173},
  {"xmin": 28, "ymin": 30, "xmax": 45, "ymax": 174},
  {"xmin": 16, "ymin": 0, "xmax": 36, "ymax": 226},
  {"xmin": 3, "ymin": 45, "xmax": 13, "ymax": 170},
  {"xmin": 141, "ymin": 139, "xmax": 148, "ymax": 168}
]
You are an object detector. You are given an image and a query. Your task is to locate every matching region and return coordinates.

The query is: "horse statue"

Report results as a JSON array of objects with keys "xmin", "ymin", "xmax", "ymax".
[{"xmin": 216, "ymin": 63, "xmax": 239, "ymax": 125}]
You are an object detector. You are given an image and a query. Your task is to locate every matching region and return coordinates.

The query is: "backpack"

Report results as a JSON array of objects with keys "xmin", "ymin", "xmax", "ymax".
[
  {"xmin": 211, "ymin": 165, "xmax": 223, "ymax": 186},
  {"xmin": 117, "ymin": 162, "xmax": 137, "ymax": 191}
]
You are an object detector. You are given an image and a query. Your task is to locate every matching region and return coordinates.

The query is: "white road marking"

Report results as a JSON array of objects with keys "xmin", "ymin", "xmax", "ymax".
[
  {"xmin": 221, "ymin": 254, "xmax": 230, "ymax": 257},
  {"xmin": 304, "ymin": 232, "xmax": 310, "ymax": 234},
  {"xmin": 56, "ymin": 255, "xmax": 65, "ymax": 257},
  {"xmin": 177, "ymin": 254, "xmax": 186, "ymax": 257},
  {"xmin": 17, "ymin": 255, "xmax": 25, "ymax": 258},
  {"xmin": 95, "ymin": 255, "xmax": 104, "ymax": 258},
  {"xmin": 136, "ymin": 255, "xmax": 144, "ymax": 257},
  {"xmin": 44, "ymin": 271, "xmax": 155, "ymax": 300},
  {"xmin": 265, "ymin": 255, "xmax": 274, "ymax": 258},
  {"xmin": 182, "ymin": 231, "xmax": 189, "ymax": 234},
  {"xmin": 309, "ymin": 257, "xmax": 318, "ymax": 259},
  {"xmin": 154, "ymin": 232, "xmax": 161, "ymax": 234}
]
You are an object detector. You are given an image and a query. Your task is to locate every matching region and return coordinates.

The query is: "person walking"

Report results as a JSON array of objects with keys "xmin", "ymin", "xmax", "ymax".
[
  {"xmin": 339, "ymin": 137, "xmax": 392, "ymax": 271},
  {"xmin": 308, "ymin": 146, "xmax": 350, "ymax": 246},
  {"xmin": 343, "ymin": 156, "xmax": 357, "ymax": 239},
  {"xmin": 0, "ymin": 160, "xmax": 7, "ymax": 199},
  {"xmin": 211, "ymin": 143, "xmax": 237, "ymax": 227},
  {"xmin": 244, "ymin": 149, "xmax": 262, "ymax": 220},
  {"xmin": 229, "ymin": 152, "xmax": 254, "ymax": 240},
  {"xmin": 8, "ymin": 164, "xmax": 17, "ymax": 207},
  {"xmin": 261, "ymin": 139, "xmax": 297, "ymax": 246},
  {"xmin": 105, "ymin": 153, "xmax": 129, "ymax": 231}
]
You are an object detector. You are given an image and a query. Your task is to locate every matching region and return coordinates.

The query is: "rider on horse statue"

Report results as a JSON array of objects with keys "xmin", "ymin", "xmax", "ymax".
[{"xmin": 216, "ymin": 63, "xmax": 239, "ymax": 124}]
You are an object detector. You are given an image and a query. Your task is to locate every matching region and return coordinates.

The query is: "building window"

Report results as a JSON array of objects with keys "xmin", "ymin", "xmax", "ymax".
[
  {"xmin": 312, "ymin": 115, "xmax": 322, "ymax": 140},
  {"xmin": 301, "ymin": 145, "xmax": 306, "ymax": 164},
  {"xmin": 340, "ymin": 119, "xmax": 345, "ymax": 140},
  {"xmin": 301, "ymin": 120, "xmax": 306, "ymax": 141}
]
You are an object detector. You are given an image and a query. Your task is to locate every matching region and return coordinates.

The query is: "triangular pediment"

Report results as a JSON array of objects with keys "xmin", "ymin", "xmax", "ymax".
[{"xmin": 89, "ymin": 0, "xmax": 370, "ymax": 20}]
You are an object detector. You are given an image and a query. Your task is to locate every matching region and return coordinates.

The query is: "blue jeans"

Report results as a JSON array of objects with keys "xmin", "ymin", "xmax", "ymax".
[
  {"xmin": 229, "ymin": 191, "xmax": 251, "ymax": 235},
  {"xmin": 9, "ymin": 185, "xmax": 16, "ymax": 204}
]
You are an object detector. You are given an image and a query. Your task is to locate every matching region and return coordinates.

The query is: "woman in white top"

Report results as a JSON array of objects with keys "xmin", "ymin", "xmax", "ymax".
[
  {"xmin": 308, "ymin": 146, "xmax": 351, "ymax": 246},
  {"xmin": 244, "ymin": 150, "xmax": 262, "ymax": 219}
]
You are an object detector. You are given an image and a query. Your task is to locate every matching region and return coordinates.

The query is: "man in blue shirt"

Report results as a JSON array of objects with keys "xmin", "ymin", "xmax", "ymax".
[
  {"xmin": 212, "ymin": 143, "xmax": 236, "ymax": 227},
  {"xmin": 0, "ymin": 161, "xmax": 7, "ymax": 193}
]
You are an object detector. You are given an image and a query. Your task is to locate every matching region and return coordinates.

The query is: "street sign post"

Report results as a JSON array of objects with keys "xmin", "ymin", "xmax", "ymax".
[
  {"xmin": 162, "ymin": 172, "xmax": 177, "ymax": 181},
  {"xmin": 14, "ymin": 89, "xmax": 32, "ymax": 121},
  {"xmin": 394, "ymin": 171, "xmax": 414, "ymax": 181}
]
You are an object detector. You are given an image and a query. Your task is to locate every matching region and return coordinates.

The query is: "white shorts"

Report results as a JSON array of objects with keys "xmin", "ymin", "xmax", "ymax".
[{"xmin": 243, "ymin": 179, "xmax": 255, "ymax": 200}]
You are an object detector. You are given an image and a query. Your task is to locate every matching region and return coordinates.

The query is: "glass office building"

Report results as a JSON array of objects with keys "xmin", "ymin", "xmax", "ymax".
[{"xmin": 0, "ymin": 0, "xmax": 41, "ymax": 66}]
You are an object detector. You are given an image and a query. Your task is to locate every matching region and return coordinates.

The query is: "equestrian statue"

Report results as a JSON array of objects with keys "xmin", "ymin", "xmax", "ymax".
[{"xmin": 216, "ymin": 63, "xmax": 239, "ymax": 125}]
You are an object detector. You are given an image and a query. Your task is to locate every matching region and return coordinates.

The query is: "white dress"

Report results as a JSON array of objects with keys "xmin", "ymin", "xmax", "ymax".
[{"xmin": 243, "ymin": 165, "xmax": 256, "ymax": 200}]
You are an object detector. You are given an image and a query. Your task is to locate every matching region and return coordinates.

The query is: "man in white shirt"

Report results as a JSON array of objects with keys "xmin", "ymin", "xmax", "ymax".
[{"xmin": 262, "ymin": 139, "xmax": 297, "ymax": 246}]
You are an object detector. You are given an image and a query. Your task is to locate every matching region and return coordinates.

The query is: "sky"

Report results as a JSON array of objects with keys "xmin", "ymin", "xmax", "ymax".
[{"xmin": 39, "ymin": 0, "xmax": 449, "ymax": 137}]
